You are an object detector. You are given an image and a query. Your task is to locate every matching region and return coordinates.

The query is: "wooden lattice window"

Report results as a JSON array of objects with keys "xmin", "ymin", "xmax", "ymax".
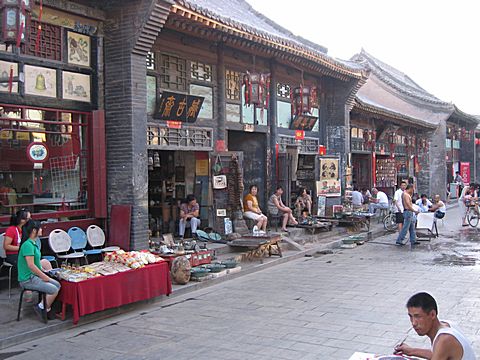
[
  {"xmin": 190, "ymin": 61, "xmax": 212, "ymax": 82},
  {"xmin": 146, "ymin": 51, "xmax": 155, "ymax": 70},
  {"xmin": 24, "ymin": 20, "xmax": 62, "ymax": 61},
  {"xmin": 159, "ymin": 53, "xmax": 187, "ymax": 91},
  {"xmin": 276, "ymin": 83, "xmax": 291, "ymax": 99},
  {"xmin": 226, "ymin": 70, "xmax": 240, "ymax": 100}
]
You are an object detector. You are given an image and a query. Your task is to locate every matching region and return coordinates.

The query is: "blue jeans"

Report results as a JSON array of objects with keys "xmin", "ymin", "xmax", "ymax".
[
  {"xmin": 19, "ymin": 275, "xmax": 61, "ymax": 295},
  {"xmin": 368, "ymin": 202, "xmax": 389, "ymax": 214},
  {"xmin": 179, "ymin": 217, "xmax": 201, "ymax": 237},
  {"xmin": 396, "ymin": 210, "xmax": 417, "ymax": 244}
]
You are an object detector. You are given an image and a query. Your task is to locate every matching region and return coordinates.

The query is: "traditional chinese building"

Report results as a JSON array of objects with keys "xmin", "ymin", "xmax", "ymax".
[
  {"xmin": 350, "ymin": 50, "xmax": 474, "ymax": 199},
  {"xmin": 0, "ymin": 1, "xmax": 107, "ymax": 234}
]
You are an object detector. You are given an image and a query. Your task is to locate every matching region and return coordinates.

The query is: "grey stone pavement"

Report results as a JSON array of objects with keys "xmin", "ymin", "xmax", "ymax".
[{"xmin": 1, "ymin": 204, "xmax": 480, "ymax": 360}]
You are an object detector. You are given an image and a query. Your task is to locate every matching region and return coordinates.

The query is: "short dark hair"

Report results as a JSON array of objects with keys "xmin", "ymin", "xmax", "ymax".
[
  {"xmin": 185, "ymin": 194, "xmax": 196, "ymax": 203},
  {"xmin": 405, "ymin": 184, "xmax": 414, "ymax": 191},
  {"xmin": 400, "ymin": 181, "xmax": 407, "ymax": 185},
  {"xmin": 406, "ymin": 292, "xmax": 438, "ymax": 315},
  {"xmin": 420, "ymin": 194, "xmax": 427, "ymax": 198},
  {"xmin": 249, "ymin": 184, "xmax": 258, "ymax": 192},
  {"xmin": 275, "ymin": 186, "xmax": 283, "ymax": 192}
]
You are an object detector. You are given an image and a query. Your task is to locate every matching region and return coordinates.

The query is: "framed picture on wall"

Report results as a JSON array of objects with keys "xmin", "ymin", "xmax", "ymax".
[
  {"xmin": 62, "ymin": 71, "xmax": 91, "ymax": 102},
  {"xmin": 67, "ymin": 31, "xmax": 90, "ymax": 67},
  {"xmin": 24, "ymin": 65, "xmax": 57, "ymax": 98},
  {"xmin": 0, "ymin": 61, "xmax": 18, "ymax": 93}
]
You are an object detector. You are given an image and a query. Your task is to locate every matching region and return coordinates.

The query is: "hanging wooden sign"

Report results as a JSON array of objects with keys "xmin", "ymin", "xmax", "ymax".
[{"xmin": 155, "ymin": 91, "xmax": 204, "ymax": 123}]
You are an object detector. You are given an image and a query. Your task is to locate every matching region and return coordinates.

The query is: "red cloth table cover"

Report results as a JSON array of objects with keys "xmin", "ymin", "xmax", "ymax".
[{"xmin": 58, "ymin": 261, "xmax": 171, "ymax": 324}]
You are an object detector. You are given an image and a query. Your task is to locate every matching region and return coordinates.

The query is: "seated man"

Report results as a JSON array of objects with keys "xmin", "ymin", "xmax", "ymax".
[
  {"xmin": 243, "ymin": 185, "xmax": 267, "ymax": 233},
  {"xmin": 178, "ymin": 194, "xmax": 201, "ymax": 239},
  {"xmin": 368, "ymin": 188, "xmax": 389, "ymax": 215},
  {"xmin": 415, "ymin": 193, "xmax": 432, "ymax": 213},
  {"xmin": 351, "ymin": 187, "xmax": 364, "ymax": 211},
  {"xmin": 429, "ymin": 194, "xmax": 446, "ymax": 219},
  {"xmin": 394, "ymin": 292, "xmax": 476, "ymax": 359},
  {"xmin": 268, "ymin": 186, "xmax": 298, "ymax": 232}
]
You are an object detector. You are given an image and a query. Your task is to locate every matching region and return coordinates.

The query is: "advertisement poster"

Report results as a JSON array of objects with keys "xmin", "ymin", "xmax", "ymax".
[
  {"xmin": 460, "ymin": 162, "xmax": 470, "ymax": 184},
  {"xmin": 317, "ymin": 158, "xmax": 341, "ymax": 197}
]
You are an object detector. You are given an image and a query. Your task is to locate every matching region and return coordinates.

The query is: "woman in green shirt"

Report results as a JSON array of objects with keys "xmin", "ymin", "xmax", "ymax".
[{"xmin": 18, "ymin": 220, "xmax": 61, "ymax": 320}]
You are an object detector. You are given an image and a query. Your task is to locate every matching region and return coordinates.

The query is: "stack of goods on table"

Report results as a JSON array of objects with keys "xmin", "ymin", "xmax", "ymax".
[{"xmin": 49, "ymin": 250, "xmax": 165, "ymax": 282}]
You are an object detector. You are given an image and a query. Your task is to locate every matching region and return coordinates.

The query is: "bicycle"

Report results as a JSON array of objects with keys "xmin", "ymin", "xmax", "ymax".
[
  {"xmin": 466, "ymin": 202, "xmax": 479, "ymax": 227},
  {"xmin": 383, "ymin": 204, "xmax": 398, "ymax": 231}
]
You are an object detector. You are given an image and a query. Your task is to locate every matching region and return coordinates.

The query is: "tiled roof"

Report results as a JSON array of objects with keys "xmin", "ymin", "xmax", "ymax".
[
  {"xmin": 449, "ymin": 106, "xmax": 480, "ymax": 126},
  {"xmin": 174, "ymin": 0, "xmax": 365, "ymax": 77},
  {"xmin": 352, "ymin": 49, "xmax": 452, "ymax": 107}
]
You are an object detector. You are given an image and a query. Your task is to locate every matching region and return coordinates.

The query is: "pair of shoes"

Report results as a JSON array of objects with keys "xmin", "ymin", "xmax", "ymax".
[
  {"xmin": 395, "ymin": 242, "xmax": 404, "ymax": 246},
  {"xmin": 33, "ymin": 304, "xmax": 45, "ymax": 322},
  {"xmin": 462, "ymin": 224, "xmax": 468, "ymax": 227},
  {"xmin": 281, "ymin": 228, "xmax": 289, "ymax": 233},
  {"xmin": 411, "ymin": 241, "xmax": 420, "ymax": 245}
]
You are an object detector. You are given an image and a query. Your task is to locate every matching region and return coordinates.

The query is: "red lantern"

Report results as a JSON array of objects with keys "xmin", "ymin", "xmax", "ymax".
[
  {"xmin": 292, "ymin": 86, "xmax": 312, "ymax": 116},
  {"xmin": 243, "ymin": 72, "xmax": 269, "ymax": 107},
  {"xmin": 0, "ymin": 0, "xmax": 31, "ymax": 45}
]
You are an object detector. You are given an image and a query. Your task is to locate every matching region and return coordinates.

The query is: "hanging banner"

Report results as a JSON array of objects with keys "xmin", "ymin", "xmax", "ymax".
[{"xmin": 460, "ymin": 162, "xmax": 470, "ymax": 184}]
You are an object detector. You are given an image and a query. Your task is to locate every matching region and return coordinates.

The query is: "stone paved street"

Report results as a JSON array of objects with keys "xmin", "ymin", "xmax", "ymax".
[{"xmin": 1, "ymin": 205, "xmax": 479, "ymax": 360}]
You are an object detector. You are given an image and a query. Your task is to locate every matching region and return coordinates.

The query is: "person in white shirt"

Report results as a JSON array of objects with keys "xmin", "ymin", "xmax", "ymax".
[
  {"xmin": 393, "ymin": 182, "xmax": 407, "ymax": 231},
  {"xmin": 351, "ymin": 187, "xmax": 363, "ymax": 210},
  {"xmin": 429, "ymin": 194, "xmax": 446, "ymax": 219},
  {"xmin": 415, "ymin": 194, "xmax": 432, "ymax": 213},
  {"xmin": 368, "ymin": 188, "xmax": 389, "ymax": 214},
  {"xmin": 458, "ymin": 183, "xmax": 474, "ymax": 226},
  {"xmin": 394, "ymin": 292, "xmax": 476, "ymax": 360}
]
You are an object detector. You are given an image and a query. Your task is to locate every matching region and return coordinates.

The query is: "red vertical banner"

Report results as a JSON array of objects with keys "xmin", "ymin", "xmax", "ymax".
[
  {"xmin": 460, "ymin": 162, "xmax": 470, "ymax": 184},
  {"xmin": 372, "ymin": 152, "xmax": 376, "ymax": 187}
]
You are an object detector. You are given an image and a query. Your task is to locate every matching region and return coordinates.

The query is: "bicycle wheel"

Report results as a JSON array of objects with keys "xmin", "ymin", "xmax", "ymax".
[
  {"xmin": 383, "ymin": 214, "xmax": 398, "ymax": 231},
  {"xmin": 467, "ymin": 208, "xmax": 479, "ymax": 227}
]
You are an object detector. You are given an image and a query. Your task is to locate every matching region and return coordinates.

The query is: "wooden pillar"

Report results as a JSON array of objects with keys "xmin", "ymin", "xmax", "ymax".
[
  {"xmin": 216, "ymin": 42, "xmax": 226, "ymax": 147},
  {"xmin": 269, "ymin": 59, "xmax": 278, "ymax": 187}
]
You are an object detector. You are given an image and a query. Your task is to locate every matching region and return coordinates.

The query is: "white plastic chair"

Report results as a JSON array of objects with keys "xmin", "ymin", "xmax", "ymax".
[
  {"xmin": 0, "ymin": 233, "xmax": 14, "ymax": 298},
  {"xmin": 416, "ymin": 212, "xmax": 438, "ymax": 240},
  {"xmin": 48, "ymin": 229, "xmax": 85, "ymax": 264},
  {"xmin": 86, "ymin": 225, "xmax": 120, "ymax": 253}
]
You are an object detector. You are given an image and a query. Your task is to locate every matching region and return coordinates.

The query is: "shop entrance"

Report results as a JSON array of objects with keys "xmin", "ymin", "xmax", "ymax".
[
  {"xmin": 352, "ymin": 154, "xmax": 372, "ymax": 191},
  {"xmin": 228, "ymin": 131, "xmax": 267, "ymax": 208},
  {"xmin": 148, "ymin": 150, "xmax": 209, "ymax": 237}
]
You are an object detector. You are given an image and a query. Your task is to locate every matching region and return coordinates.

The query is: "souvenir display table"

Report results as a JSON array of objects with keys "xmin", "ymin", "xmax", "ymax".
[
  {"xmin": 57, "ymin": 260, "xmax": 171, "ymax": 324},
  {"xmin": 159, "ymin": 250, "xmax": 213, "ymax": 269}
]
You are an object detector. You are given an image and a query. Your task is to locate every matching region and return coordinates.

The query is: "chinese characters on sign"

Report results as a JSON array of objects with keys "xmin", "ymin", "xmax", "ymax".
[
  {"xmin": 155, "ymin": 91, "xmax": 204, "ymax": 123},
  {"xmin": 290, "ymin": 114, "xmax": 318, "ymax": 131}
]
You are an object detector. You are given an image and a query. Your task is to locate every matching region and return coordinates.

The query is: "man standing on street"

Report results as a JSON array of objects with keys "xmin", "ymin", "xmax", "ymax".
[
  {"xmin": 393, "ymin": 181, "xmax": 407, "ymax": 231},
  {"xmin": 396, "ymin": 184, "xmax": 419, "ymax": 246},
  {"xmin": 455, "ymin": 171, "xmax": 464, "ymax": 198},
  {"xmin": 394, "ymin": 292, "xmax": 476, "ymax": 359}
]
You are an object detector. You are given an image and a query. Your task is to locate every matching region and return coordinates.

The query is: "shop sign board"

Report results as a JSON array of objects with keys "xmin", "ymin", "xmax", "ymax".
[
  {"xmin": 460, "ymin": 162, "xmax": 470, "ymax": 184},
  {"xmin": 166, "ymin": 121, "xmax": 182, "ymax": 129},
  {"xmin": 156, "ymin": 91, "xmax": 204, "ymax": 123},
  {"xmin": 26, "ymin": 142, "xmax": 49, "ymax": 163},
  {"xmin": 290, "ymin": 114, "xmax": 317, "ymax": 131}
]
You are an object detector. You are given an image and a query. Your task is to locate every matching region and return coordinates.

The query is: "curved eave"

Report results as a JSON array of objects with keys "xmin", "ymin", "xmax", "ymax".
[
  {"xmin": 449, "ymin": 105, "xmax": 480, "ymax": 126},
  {"xmin": 171, "ymin": 4, "xmax": 366, "ymax": 80},
  {"xmin": 352, "ymin": 99, "xmax": 436, "ymax": 130}
]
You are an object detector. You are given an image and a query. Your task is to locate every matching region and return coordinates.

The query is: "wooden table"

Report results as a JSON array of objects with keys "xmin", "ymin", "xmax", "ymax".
[
  {"xmin": 228, "ymin": 234, "xmax": 282, "ymax": 258},
  {"xmin": 316, "ymin": 213, "xmax": 372, "ymax": 231}
]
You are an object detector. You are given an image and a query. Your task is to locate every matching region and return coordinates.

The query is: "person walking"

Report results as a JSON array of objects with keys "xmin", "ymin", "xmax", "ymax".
[
  {"xmin": 459, "ymin": 183, "xmax": 474, "ymax": 226},
  {"xmin": 393, "ymin": 182, "xmax": 407, "ymax": 231},
  {"xmin": 396, "ymin": 184, "xmax": 419, "ymax": 246},
  {"xmin": 454, "ymin": 171, "xmax": 464, "ymax": 198}
]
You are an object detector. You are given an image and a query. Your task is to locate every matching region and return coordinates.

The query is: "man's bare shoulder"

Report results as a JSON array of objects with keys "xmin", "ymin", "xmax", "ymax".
[{"xmin": 432, "ymin": 333, "xmax": 463, "ymax": 360}]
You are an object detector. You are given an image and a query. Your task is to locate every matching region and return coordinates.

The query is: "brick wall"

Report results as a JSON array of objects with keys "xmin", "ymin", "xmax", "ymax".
[{"xmin": 103, "ymin": 0, "xmax": 170, "ymax": 249}]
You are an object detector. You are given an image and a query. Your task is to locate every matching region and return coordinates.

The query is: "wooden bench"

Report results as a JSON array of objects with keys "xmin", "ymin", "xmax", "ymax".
[{"xmin": 228, "ymin": 234, "xmax": 282, "ymax": 260}]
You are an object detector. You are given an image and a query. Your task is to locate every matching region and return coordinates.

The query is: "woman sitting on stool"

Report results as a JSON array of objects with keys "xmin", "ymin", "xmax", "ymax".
[
  {"xmin": 243, "ymin": 185, "xmax": 268, "ymax": 233},
  {"xmin": 268, "ymin": 186, "xmax": 298, "ymax": 232},
  {"xmin": 18, "ymin": 220, "xmax": 60, "ymax": 321}
]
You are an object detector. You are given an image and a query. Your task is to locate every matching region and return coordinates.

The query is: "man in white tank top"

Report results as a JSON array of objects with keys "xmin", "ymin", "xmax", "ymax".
[{"xmin": 394, "ymin": 292, "xmax": 476, "ymax": 359}]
